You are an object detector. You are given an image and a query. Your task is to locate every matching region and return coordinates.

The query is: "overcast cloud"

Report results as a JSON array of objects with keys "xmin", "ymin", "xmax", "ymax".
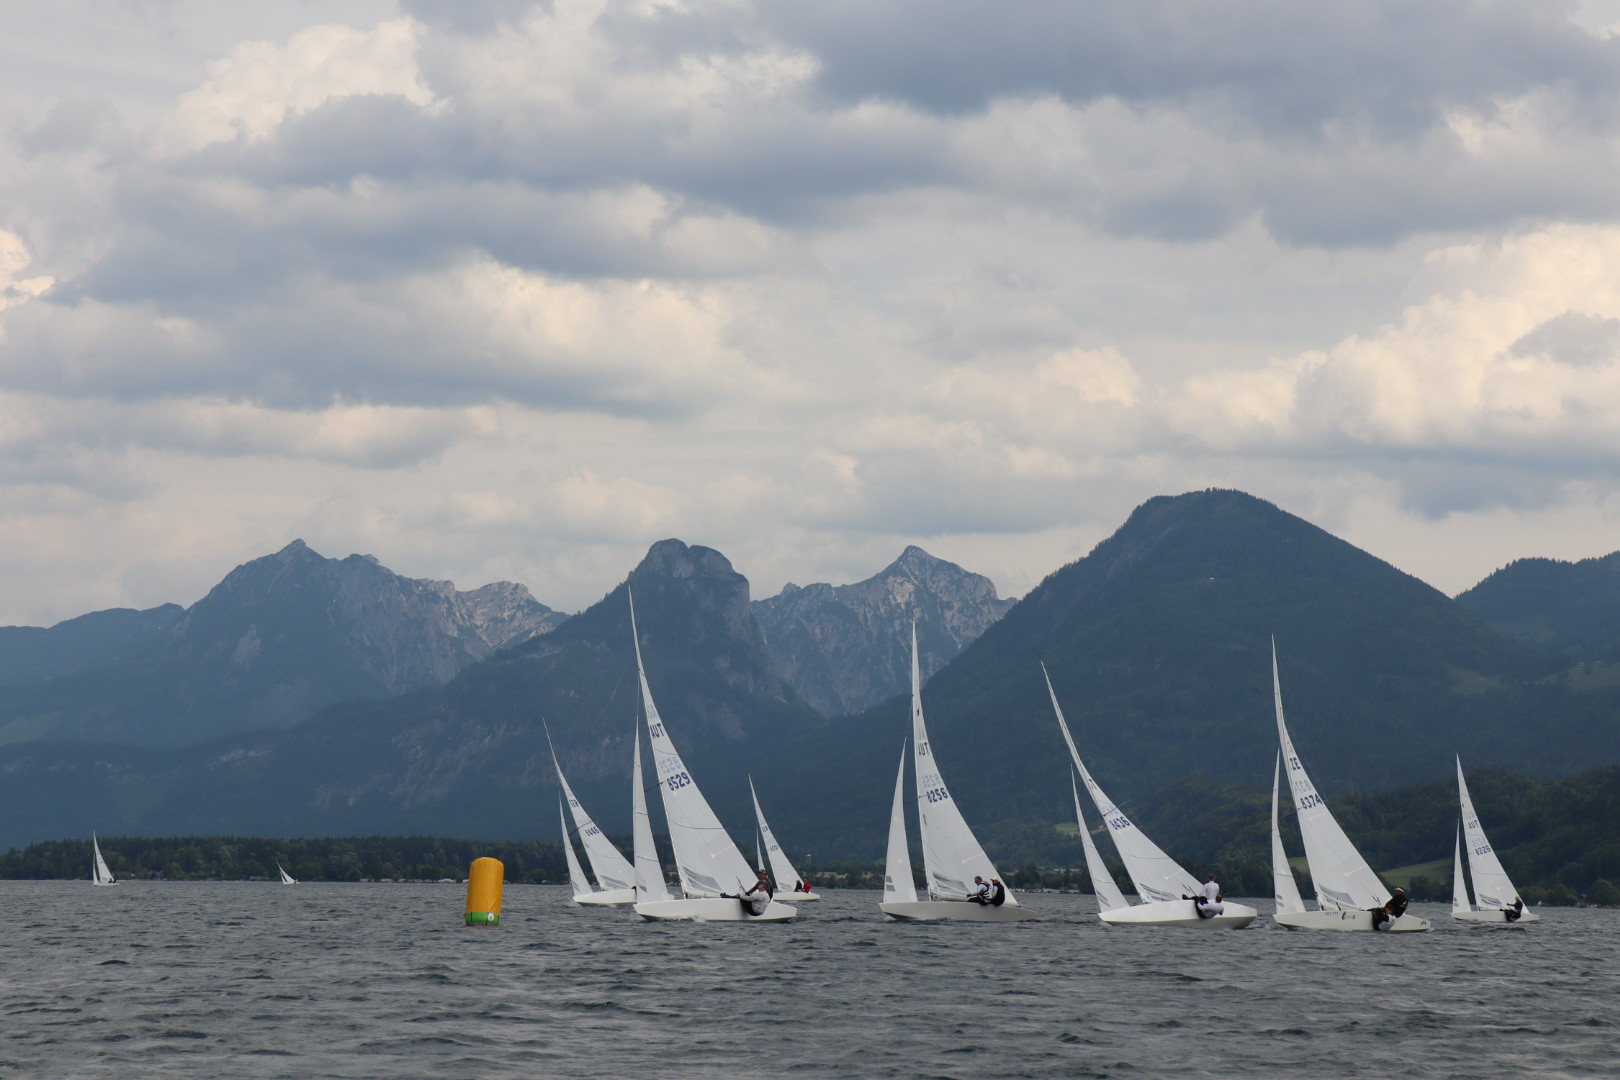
[{"xmin": 6, "ymin": 0, "xmax": 1620, "ymax": 625}]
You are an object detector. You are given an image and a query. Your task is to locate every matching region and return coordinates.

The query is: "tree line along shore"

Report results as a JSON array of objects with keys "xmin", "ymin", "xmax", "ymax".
[{"xmin": 6, "ymin": 760, "xmax": 1618, "ymax": 908}]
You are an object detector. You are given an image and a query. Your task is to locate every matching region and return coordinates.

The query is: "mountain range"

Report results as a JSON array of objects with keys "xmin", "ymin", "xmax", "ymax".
[
  {"xmin": 3, "ymin": 488, "xmax": 1620, "ymax": 859},
  {"xmin": 0, "ymin": 540, "xmax": 565, "ymax": 746}
]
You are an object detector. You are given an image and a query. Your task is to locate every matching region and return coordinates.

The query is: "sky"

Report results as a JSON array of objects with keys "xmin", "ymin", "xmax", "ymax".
[{"xmin": 7, "ymin": 0, "xmax": 1620, "ymax": 625}]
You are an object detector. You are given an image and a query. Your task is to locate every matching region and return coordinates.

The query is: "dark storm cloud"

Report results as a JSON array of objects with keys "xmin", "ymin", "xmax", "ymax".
[{"xmin": 753, "ymin": 0, "xmax": 1620, "ymax": 136}]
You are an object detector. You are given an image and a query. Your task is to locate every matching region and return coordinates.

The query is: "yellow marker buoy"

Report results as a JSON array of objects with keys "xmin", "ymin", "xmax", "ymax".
[{"xmin": 465, "ymin": 857, "xmax": 504, "ymax": 925}]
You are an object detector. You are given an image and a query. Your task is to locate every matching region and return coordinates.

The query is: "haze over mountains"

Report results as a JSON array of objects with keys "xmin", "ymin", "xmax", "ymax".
[{"xmin": 2, "ymin": 488, "xmax": 1619, "ymax": 858}]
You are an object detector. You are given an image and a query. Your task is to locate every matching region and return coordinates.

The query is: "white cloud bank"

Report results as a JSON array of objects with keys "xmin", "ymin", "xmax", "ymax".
[{"xmin": 4, "ymin": 0, "xmax": 1620, "ymax": 624}]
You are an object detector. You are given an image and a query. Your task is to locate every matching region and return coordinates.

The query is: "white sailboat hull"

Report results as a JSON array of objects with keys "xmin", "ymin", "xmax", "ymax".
[
  {"xmin": 1273, "ymin": 909, "xmax": 1431, "ymax": 932},
  {"xmin": 879, "ymin": 900, "xmax": 1038, "ymax": 922},
  {"xmin": 92, "ymin": 880, "xmax": 117, "ymax": 888},
  {"xmin": 1452, "ymin": 908, "xmax": 1540, "ymax": 924},
  {"xmin": 1098, "ymin": 898, "xmax": 1258, "ymax": 929},
  {"xmin": 633, "ymin": 897, "xmax": 797, "ymax": 922},
  {"xmin": 574, "ymin": 887, "xmax": 637, "ymax": 906}
]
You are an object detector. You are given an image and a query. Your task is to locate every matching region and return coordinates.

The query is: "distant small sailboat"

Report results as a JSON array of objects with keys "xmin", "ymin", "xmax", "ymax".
[
  {"xmin": 1452, "ymin": 756, "xmax": 1539, "ymax": 924},
  {"xmin": 627, "ymin": 593, "xmax": 795, "ymax": 922},
  {"xmin": 1046, "ymin": 665, "xmax": 1256, "ymax": 928},
  {"xmin": 91, "ymin": 833, "xmax": 116, "ymax": 887},
  {"xmin": 878, "ymin": 625, "xmax": 1035, "ymax": 921},
  {"xmin": 1270, "ymin": 643, "xmax": 1429, "ymax": 932},
  {"xmin": 549, "ymin": 731, "xmax": 637, "ymax": 905},
  {"xmin": 277, "ymin": 862, "xmax": 298, "ymax": 885},
  {"xmin": 748, "ymin": 776, "xmax": 819, "ymax": 900}
]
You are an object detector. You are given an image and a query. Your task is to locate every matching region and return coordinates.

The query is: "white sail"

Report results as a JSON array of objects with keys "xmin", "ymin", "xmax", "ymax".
[
  {"xmin": 91, "ymin": 833, "xmax": 115, "ymax": 886},
  {"xmin": 749, "ymin": 777, "xmax": 807, "ymax": 893},
  {"xmin": 1457, "ymin": 757, "xmax": 1522, "ymax": 910},
  {"xmin": 909, "ymin": 624, "xmax": 1014, "ymax": 902},
  {"xmin": 631, "ymin": 726, "xmax": 672, "ymax": 903},
  {"xmin": 550, "ymin": 741, "xmax": 635, "ymax": 893},
  {"xmin": 1452, "ymin": 824, "xmax": 1471, "ymax": 914},
  {"xmin": 1044, "ymin": 665, "xmax": 1199, "ymax": 903},
  {"xmin": 277, "ymin": 862, "xmax": 297, "ymax": 885},
  {"xmin": 1074, "ymin": 772, "xmax": 1128, "ymax": 913},
  {"xmin": 1273, "ymin": 643, "xmax": 1388, "ymax": 910},
  {"xmin": 883, "ymin": 744, "xmax": 919, "ymax": 903},
  {"xmin": 633, "ymin": 595, "xmax": 757, "ymax": 898},
  {"xmin": 561, "ymin": 800, "xmax": 594, "ymax": 898},
  {"xmin": 1271, "ymin": 754, "xmax": 1306, "ymax": 915}
]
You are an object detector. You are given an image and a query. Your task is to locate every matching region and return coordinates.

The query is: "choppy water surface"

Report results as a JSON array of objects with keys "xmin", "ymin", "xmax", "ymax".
[{"xmin": 2, "ymin": 883, "xmax": 1616, "ymax": 1078}]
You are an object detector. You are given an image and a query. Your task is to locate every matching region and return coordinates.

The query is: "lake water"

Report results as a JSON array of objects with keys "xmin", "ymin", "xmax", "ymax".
[{"xmin": 2, "ymin": 883, "xmax": 1615, "ymax": 1078}]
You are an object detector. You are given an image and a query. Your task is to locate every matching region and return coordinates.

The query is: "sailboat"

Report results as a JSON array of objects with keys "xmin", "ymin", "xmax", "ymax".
[
  {"xmin": 1270, "ymin": 644, "xmax": 1429, "ymax": 931},
  {"xmin": 1045, "ymin": 665, "xmax": 1256, "ymax": 928},
  {"xmin": 627, "ymin": 594, "xmax": 796, "ymax": 922},
  {"xmin": 1452, "ymin": 756, "xmax": 1539, "ymax": 923},
  {"xmin": 277, "ymin": 862, "xmax": 298, "ymax": 885},
  {"xmin": 748, "ymin": 777, "xmax": 819, "ymax": 900},
  {"xmin": 550, "ymin": 735, "xmax": 637, "ymax": 905},
  {"xmin": 878, "ymin": 625, "xmax": 1035, "ymax": 921},
  {"xmin": 90, "ymin": 833, "xmax": 116, "ymax": 887}
]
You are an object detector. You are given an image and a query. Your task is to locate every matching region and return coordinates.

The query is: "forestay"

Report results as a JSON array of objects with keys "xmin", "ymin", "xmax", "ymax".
[
  {"xmin": 631, "ymin": 727, "xmax": 671, "ymax": 903},
  {"xmin": 1074, "ymin": 772, "xmax": 1128, "ymax": 913},
  {"xmin": 883, "ymin": 744, "xmax": 918, "ymax": 904},
  {"xmin": 1272, "ymin": 645, "xmax": 1388, "ymax": 910},
  {"xmin": 749, "ymin": 777, "xmax": 806, "ymax": 893},
  {"xmin": 633, "ymin": 596, "xmax": 757, "ymax": 898},
  {"xmin": 1044, "ymin": 665, "xmax": 1200, "ymax": 903},
  {"xmin": 560, "ymin": 801, "xmax": 593, "ymax": 898},
  {"xmin": 1270, "ymin": 755, "xmax": 1306, "ymax": 915},
  {"xmin": 909, "ymin": 624, "xmax": 1010, "ymax": 901},
  {"xmin": 1457, "ymin": 756, "xmax": 1522, "ymax": 909}
]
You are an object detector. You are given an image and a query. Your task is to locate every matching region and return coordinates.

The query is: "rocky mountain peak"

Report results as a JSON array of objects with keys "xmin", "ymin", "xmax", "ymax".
[{"xmin": 752, "ymin": 547, "xmax": 1016, "ymax": 716}]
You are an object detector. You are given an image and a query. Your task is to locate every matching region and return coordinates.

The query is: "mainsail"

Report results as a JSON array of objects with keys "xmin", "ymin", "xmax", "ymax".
[
  {"xmin": 908, "ymin": 624, "xmax": 1011, "ymax": 902},
  {"xmin": 91, "ymin": 833, "xmax": 115, "ymax": 886},
  {"xmin": 1044, "ymin": 664, "xmax": 1200, "ymax": 903},
  {"xmin": 1272, "ymin": 643, "xmax": 1388, "ymax": 910},
  {"xmin": 749, "ymin": 777, "xmax": 806, "ymax": 893},
  {"xmin": 633, "ymin": 594, "xmax": 756, "ymax": 898},
  {"xmin": 1457, "ymin": 756, "xmax": 1522, "ymax": 909},
  {"xmin": 550, "ymin": 736, "xmax": 635, "ymax": 893}
]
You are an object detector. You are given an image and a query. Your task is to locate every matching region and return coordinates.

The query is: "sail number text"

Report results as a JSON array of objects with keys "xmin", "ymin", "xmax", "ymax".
[
  {"xmin": 649, "ymin": 722, "xmax": 666, "ymax": 739},
  {"xmin": 664, "ymin": 770, "xmax": 692, "ymax": 792}
]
